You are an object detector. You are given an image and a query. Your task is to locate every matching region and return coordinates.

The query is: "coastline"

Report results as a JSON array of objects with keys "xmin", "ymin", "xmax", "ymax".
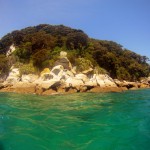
[
  {"xmin": 0, "ymin": 82, "xmax": 149, "ymax": 96},
  {"xmin": 0, "ymin": 51, "xmax": 149, "ymax": 96}
]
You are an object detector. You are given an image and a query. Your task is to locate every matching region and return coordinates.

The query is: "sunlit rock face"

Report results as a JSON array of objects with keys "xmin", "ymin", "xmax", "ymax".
[
  {"xmin": 40, "ymin": 68, "xmax": 52, "ymax": 81},
  {"xmin": 5, "ymin": 67, "xmax": 20, "ymax": 84},
  {"xmin": 21, "ymin": 74, "xmax": 39, "ymax": 83},
  {"xmin": 54, "ymin": 51, "xmax": 72, "ymax": 70},
  {"xmin": 6, "ymin": 44, "xmax": 16, "ymax": 57},
  {"xmin": 60, "ymin": 51, "xmax": 67, "ymax": 58}
]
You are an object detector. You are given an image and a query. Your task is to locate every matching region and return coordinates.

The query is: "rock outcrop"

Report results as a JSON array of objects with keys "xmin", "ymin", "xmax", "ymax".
[
  {"xmin": 5, "ymin": 67, "xmax": 20, "ymax": 84},
  {"xmin": 0, "ymin": 51, "xmax": 149, "ymax": 95},
  {"xmin": 6, "ymin": 44, "xmax": 16, "ymax": 57},
  {"xmin": 21, "ymin": 74, "xmax": 39, "ymax": 83},
  {"xmin": 54, "ymin": 51, "xmax": 72, "ymax": 70}
]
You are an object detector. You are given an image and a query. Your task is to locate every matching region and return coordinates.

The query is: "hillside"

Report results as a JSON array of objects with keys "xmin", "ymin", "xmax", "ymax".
[{"xmin": 0, "ymin": 24, "xmax": 149, "ymax": 81}]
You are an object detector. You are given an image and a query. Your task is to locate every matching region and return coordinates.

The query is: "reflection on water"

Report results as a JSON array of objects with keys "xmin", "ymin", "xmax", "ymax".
[{"xmin": 0, "ymin": 89, "xmax": 150, "ymax": 150}]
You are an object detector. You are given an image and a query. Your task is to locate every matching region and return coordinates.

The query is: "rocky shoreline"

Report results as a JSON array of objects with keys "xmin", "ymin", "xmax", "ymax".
[
  {"xmin": 0, "ymin": 51, "xmax": 150, "ymax": 95},
  {"xmin": 0, "ymin": 80, "xmax": 149, "ymax": 96}
]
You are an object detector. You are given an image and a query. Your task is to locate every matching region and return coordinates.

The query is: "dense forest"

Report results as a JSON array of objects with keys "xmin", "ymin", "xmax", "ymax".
[{"xmin": 0, "ymin": 24, "xmax": 149, "ymax": 81}]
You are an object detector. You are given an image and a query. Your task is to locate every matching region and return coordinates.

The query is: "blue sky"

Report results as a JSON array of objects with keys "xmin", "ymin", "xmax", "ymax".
[{"xmin": 0, "ymin": 0, "xmax": 150, "ymax": 59}]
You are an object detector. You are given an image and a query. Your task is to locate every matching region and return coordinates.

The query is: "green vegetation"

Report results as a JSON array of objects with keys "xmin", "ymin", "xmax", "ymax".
[
  {"xmin": 75, "ymin": 57, "xmax": 93, "ymax": 72},
  {"xmin": 0, "ymin": 54, "xmax": 9, "ymax": 77},
  {"xmin": 13, "ymin": 62, "xmax": 36, "ymax": 75},
  {"xmin": 0, "ymin": 24, "xmax": 149, "ymax": 81}
]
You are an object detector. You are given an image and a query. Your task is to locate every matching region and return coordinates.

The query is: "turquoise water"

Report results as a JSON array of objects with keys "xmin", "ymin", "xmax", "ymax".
[{"xmin": 0, "ymin": 89, "xmax": 150, "ymax": 150}]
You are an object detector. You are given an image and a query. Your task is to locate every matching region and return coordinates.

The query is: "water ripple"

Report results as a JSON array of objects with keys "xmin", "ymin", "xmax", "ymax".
[{"xmin": 0, "ymin": 90, "xmax": 150, "ymax": 149}]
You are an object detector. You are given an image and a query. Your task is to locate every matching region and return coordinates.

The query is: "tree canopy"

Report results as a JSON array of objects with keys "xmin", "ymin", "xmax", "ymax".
[{"xmin": 0, "ymin": 24, "xmax": 149, "ymax": 81}]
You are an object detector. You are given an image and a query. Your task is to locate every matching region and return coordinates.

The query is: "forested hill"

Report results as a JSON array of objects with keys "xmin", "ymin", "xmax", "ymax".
[{"xmin": 0, "ymin": 24, "xmax": 149, "ymax": 81}]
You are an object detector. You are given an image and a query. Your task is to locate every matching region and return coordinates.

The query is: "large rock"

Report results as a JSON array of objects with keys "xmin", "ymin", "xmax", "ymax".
[
  {"xmin": 75, "ymin": 74, "xmax": 89, "ymax": 82},
  {"xmin": 4, "ymin": 82, "xmax": 36, "ymax": 94},
  {"xmin": 50, "ymin": 65, "xmax": 64, "ymax": 80},
  {"xmin": 96, "ymin": 74, "xmax": 117, "ymax": 87},
  {"xmin": 6, "ymin": 68, "xmax": 20, "ymax": 84},
  {"xmin": 40, "ymin": 68, "xmax": 53, "ymax": 81},
  {"xmin": 122, "ymin": 81, "xmax": 138, "ymax": 89},
  {"xmin": 139, "ymin": 83, "xmax": 149, "ymax": 88},
  {"xmin": 40, "ymin": 68, "xmax": 50, "ymax": 76},
  {"xmin": 84, "ymin": 80, "xmax": 97, "ymax": 87},
  {"xmin": 34, "ymin": 79, "xmax": 61, "ymax": 94},
  {"xmin": 21, "ymin": 74, "xmax": 39, "ymax": 83},
  {"xmin": 103, "ymin": 79, "xmax": 117, "ymax": 87},
  {"xmin": 82, "ymin": 68, "xmax": 94, "ymax": 78},
  {"xmin": 65, "ymin": 77, "xmax": 84, "ymax": 90},
  {"xmin": 140, "ymin": 77, "xmax": 150, "ymax": 85},
  {"xmin": 71, "ymin": 66, "xmax": 77, "ymax": 74},
  {"xmin": 114, "ymin": 79, "xmax": 139, "ymax": 89},
  {"xmin": 84, "ymin": 74, "xmax": 97, "ymax": 86},
  {"xmin": 54, "ymin": 57, "xmax": 72, "ymax": 70},
  {"xmin": 54, "ymin": 51, "xmax": 72, "ymax": 70},
  {"xmin": 96, "ymin": 75, "xmax": 106, "ymax": 87},
  {"xmin": 61, "ymin": 70, "xmax": 74, "ymax": 80},
  {"xmin": 87, "ymin": 74, "xmax": 118, "ymax": 88},
  {"xmin": 40, "ymin": 79, "xmax": 61, "ymax": 91},
  {"xmin": 60, "ymin": 51, "xmax": 67, "ymax": 58},
  {"xmin": 50, "ymin": 65, "xmax": 75, "ymax": 81},
  {"xmin": 114, "ymin": 79, "xmax": 123, "ymax": 87}
]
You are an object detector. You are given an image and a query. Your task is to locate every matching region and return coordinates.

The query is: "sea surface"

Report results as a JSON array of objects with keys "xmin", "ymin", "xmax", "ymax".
[{"xmin": 0, "ymin": 89, "xmax": 150, "ymax": 150}]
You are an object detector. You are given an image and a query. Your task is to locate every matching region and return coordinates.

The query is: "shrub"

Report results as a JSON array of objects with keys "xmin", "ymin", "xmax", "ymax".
[
  {"xmin": 75, "ymin": 57, "xmax": 93, "ymax": 72},
  {"xmin": 32, "ymin": 49, "xmax": 51, "ymax": 70},
  {"xmin": 116, "ymin": 67, "xmax": 131, "ymax": 80},
  {"xmin": 14, "ymin": 62, "xmax": 36, "ymax": 75},
  {"xmin": 94, "ymin": 66, "xmax": 108, "ymax": 74},
  {"xmin": 0, "ymin": 54, "xmax": 9, "ymax": 76}
]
